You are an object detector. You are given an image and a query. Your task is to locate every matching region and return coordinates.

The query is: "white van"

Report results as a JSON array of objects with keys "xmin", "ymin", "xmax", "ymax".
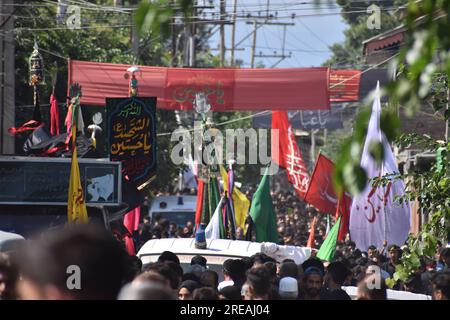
[
  {"xmin": 137, "ymin": 238, "xmax": 311, "ymax": 281},
  {"xmin": 148, "ymin": 195, "xmax": 196, "ymax": 227},
  {"xmin": 0, "ymin": 230, "xmax": 25, "ymax": 252}
]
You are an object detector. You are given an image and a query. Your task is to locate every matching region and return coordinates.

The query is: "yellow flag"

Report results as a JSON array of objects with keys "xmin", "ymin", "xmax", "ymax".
[
  {"xmin": 67, "ymin": 125, "xmax": 89, "ymax": 224},
  {"xmin": 220, "ymin": 165, "xmax": 250, "ymax": 230}
]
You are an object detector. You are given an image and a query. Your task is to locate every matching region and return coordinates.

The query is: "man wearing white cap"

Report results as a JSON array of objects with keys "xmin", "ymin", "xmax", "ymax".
[{"xmin": 278, "ymin": 277, "xmax": 298, "ymax": 300}]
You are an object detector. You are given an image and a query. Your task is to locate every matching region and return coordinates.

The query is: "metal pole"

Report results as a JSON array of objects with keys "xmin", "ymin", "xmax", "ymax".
[
  {"xmin": 251, "ymin": 20, "xmax": 257, "ymax": 68},
  {"xmin": 230, "ymin": 0, "xmax": 237, "ymax": 66},
  {"xmin": 102, "ymin": 207, "xmax": 110, "ymax": 230},
  {"xmin": 190, "ymin": 4, "xmax": 196, "ymax": 67},
  {"xmin": 220, "ymin": 0, "xmax": 226, "ymax": 67},
  {"xmin": 171, "ymin": 0, "xmax": 177, "ymax": 67},
  {"xmin": 310, "ymin": 129, "xmax": 316, "ymax": 170}
]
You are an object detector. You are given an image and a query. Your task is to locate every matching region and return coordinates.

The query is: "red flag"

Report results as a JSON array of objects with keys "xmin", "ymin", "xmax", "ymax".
[
  {"xmin": 123, "ymin": 206, "xmax": 140, "ymax": 256},
  {"xmin": 124, "ymin": 206, "xmax": 141, "ymax": 234},
  {"xmin": 337, "ymin": 195, "xmax": 350, "ymax": 241},
  {"xmin": 49, "ymin": 94, "xmax": 60, "ymax": 136},
  {"xmin": 306, "ymin": 216, "xmax": 318, "ymax": 248},
  {"xmin": 124, "ymin": 236, "xmax": 136, "ymax": 256},
  {"xmin": 304, "ymin": 153, "xmax": 352, "ymax": 240},
  {"xmin": 271, "ymin": 111, "xmax": 310, "ymax": 199},
  {"xmin": 8, "ymin": 120, "xmax": 43, "ymax": 135},
  {"xmin": 195, "ymin": 179, "xmax": 205, "ymax": 226}
]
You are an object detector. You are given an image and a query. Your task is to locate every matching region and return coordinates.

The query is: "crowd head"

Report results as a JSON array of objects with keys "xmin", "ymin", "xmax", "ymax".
[{"xmin": 0, "ymin": 187, "xmax": 449, "ymax": 300}]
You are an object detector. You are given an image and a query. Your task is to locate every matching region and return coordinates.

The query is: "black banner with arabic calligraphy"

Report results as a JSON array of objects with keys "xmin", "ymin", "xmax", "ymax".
[
  {"xmin": 252, "ymin": 104, "xmax": 344, "ymax": 130},
  {"xmin": 106, "ymin": 97, "xmax": 157, "ymax": 188}
]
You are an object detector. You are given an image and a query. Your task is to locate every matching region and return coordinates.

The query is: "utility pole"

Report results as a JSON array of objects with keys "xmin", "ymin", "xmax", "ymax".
[
  {"xmin": 250, "ymin": 20, "xmax": 257, "ymax": 68},
  {"xmin": 310, "ymin": 129, "xmax": 319, "ymax": 170},
  {"xmin": 236, "ymin": 0, "xmax": 294, "ymax": 68},
  {"xmin": 189, "ymin": 4, "xmax": 196, "ymax": 67},
  {"xmin": 0, "ymin": 0, "xmax": 15, "ymax": 154},
  {"xmin": 130, "ymin": 0, "xmax": 139, "ymax": 62},
  {"xmin": 252, "ymin": 21, "xmax": 294, "ymax": 67},
  {"xmin": 230, "ymin": 0, "xmax": 237, "ymax": 66},
  {"xmin": 183, "ymin": 16, "xmax": 191, "ymax": 67},
  {"xmin": 219, "ymin": 0, "xmax": 226, "ymax": 67},
  {"xmin": 171, "ymin": 0, "xmax": 177, "ymax": 67}
]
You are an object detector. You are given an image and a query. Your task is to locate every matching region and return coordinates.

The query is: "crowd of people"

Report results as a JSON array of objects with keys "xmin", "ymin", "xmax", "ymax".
[
  {"xmin": 135, "ymin": 190, "xmax": 329, "ymax": 251},
  {"xmin": 0, "ymin": 224, "xmax": 449, "ymax": 300}
]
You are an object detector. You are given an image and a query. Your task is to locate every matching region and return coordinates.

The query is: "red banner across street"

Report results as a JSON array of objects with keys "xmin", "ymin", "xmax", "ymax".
[{"xmin": 68, "ymin": 60, "xmax": 361, "ymax": 110}]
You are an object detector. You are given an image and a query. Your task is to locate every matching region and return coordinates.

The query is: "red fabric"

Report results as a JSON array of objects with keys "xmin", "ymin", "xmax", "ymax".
[
  {"xmin": 68, "ymin": 59, "xmax": 330, "ymax": 110},
  {"xmin": 271, "ymin": 111, "xmax": 310, "ymax": 199},
  {"xmin": 49, "ymin": 94, "xmax": 60, "ymax": 136},
  {"xmin": 124, "ymin": 236, "xmax": 136, "ymax": 256},
  {"xmin": 65, "ymin": 103, "xmax": 73, "ymax": 134},
  {"xmin": 304, "ymin": 153, "xmax": 352, "ymax": 240},
  {"xmin": 329, "ymin": 70, "xmax": 361, "ymax": 102},
  {"xmin": 304, "ymin": 154, "xmax": 352, "ymax": 215},
  {"xmin": 8, "ymin": 120, "xmax": 43, "ymax": 135},
  {"xmin": 337, "ymin": 195, "xmax": 350, "ymax": 241},
  {"xmin": 123, "ymin": 207, "xmax": 140, "ymax": 256},
  {"xmin": 123, "ymin": 206, "xmax": 141, "ymax": 233},
  {"xmin": 306, "ymin": 216, "xmax": 318, "ymax": 248},
  {"xmin": 195, "ymin": 179, "xmax": 205, "ymax": 226}
]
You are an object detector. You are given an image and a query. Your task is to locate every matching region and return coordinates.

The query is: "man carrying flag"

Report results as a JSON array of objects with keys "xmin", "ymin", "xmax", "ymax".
[{"xmin": 67, "ymin": 86, "xmax": 88, "ymax": 224}]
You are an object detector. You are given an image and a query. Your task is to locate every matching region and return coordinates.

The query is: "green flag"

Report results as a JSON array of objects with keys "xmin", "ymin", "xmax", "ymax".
[
  {"xmin": 249, "ymin": 168, "xmax": 278, "ymax": 243},
  {"xmin": 317, "ymin": 216, "xmax": 342, "ymax": 262},
  {"xmin": 208, "ymin": 176, "xmax": 220, "ymax": 222},
  {"xmin": 200, "ymin": 176, "xmax": 221, "ymax": 225}
]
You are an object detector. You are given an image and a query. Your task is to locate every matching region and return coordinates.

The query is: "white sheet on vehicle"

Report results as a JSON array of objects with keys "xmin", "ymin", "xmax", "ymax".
[{"xmin": 341, "ymin": 286, "xmax": 432, "ymax": 300}]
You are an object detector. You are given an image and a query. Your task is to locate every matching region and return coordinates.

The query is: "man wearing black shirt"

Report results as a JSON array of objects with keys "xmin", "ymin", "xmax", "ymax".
[
  {"xmin": 324, "ymin": 261, "xmax": 352, "ymax": 300},
  {"xmin": 298, "ymin": 267, "xmax": 329, "ymax": 300}
]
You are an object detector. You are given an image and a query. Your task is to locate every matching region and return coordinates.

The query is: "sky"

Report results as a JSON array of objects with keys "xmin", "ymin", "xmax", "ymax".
[{"xmin": 206, "ymin": 0, "xmax": 348, "ymax": 68}]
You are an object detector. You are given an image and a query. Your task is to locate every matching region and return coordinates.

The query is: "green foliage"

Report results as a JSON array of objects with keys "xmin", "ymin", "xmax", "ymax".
[
  {"xmin": 323, "ymin": 0, "xmax": 406, "ymax": 67},
  {"xmin": 332, "ymin": 105, "xmax": 372, "ymax": 196},
  {"xmin": 13, "ymin": 1, "xmax": 215, "ymax": 195},
  {"xmin": 379, "ymin": 134, "xmax": 450, "ymax": 286},
  {"xmin": 135, "ymin": 0, "xmax": 193, "ymax": 38}
]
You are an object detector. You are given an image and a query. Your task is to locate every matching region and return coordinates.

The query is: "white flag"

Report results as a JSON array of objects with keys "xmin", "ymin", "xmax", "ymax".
[
  {"xmin": 205, "ymin": 197, "xmax": 224, "ymax": 240},
  {"xmin": 350, "ymin": 82, "xmax": 411, "ymax": 251}
]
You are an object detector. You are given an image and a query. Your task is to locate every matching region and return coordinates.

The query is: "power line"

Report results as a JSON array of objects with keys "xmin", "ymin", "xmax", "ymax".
[
  {"xmin": 241, "ymin": 44, "xmax": 329, "ymax": 53},
  {"xmin": 1, "ymin": 24, "xmax": 133, "ymax": 34},
  {"xmin": 42, "ymin": 0, "xmax": 131, "ymax": 14},
  {"xmin": 297, "ymin": 19, "xmax": 329, "ymax": 48}
]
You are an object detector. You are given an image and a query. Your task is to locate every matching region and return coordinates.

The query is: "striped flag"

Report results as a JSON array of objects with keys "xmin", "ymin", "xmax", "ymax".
[{"xmin": 220, "ymin": 165, "xmax": 250, "ymax": 231}]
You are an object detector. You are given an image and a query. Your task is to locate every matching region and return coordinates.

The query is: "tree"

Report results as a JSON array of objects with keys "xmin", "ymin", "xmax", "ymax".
[
  {"xmin": 324, "ymin": 0, "xmax": 450, "ymax": 283},
  {"xmin": 12, "ymin": 0, "xmax": 230, "ymax": 194},
  {"xmin": 324, "ymin": 0, "xmax": 406, "ymax": 67},
  {"xmin": 377, "ymin": 134, "xmax": 450, "ymax": 285}
]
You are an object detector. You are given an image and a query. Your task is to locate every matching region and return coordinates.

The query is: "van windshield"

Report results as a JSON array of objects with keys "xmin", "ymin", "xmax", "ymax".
[{"xmin": 151, "ymin": 211, "xmax": 195, "ymax": 227}]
